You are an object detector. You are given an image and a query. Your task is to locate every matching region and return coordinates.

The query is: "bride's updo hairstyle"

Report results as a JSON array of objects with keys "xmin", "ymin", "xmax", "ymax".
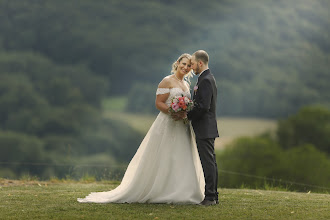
[{"xmin": 171, "ymin": 53, "xmax": 193, "ymax": 84}]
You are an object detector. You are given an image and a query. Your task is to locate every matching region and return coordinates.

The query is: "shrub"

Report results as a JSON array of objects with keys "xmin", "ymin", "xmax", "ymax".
[
  {"xmin": 217, "ymin": 137, "xmax": 330, "ymax": 192},
  {"xmin": 281, "ymin": 144, "xmax": 330, "ymax": 191},
  {"xmin": 218, "ymin": 137, "xmax": 284, "ymax": 189},
  {"xmin": 277, "ymin": 106, "xmax": 330, "ymax": 154},
  {"xmin": 0, "ymin": 131, "xmax": 46, "ymax": 177}
]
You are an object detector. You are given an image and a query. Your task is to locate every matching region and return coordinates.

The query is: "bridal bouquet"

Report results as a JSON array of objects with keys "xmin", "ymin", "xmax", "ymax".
[{"xmin": 169, "ymin": 95, "xmax": 194, "ymax": 124}]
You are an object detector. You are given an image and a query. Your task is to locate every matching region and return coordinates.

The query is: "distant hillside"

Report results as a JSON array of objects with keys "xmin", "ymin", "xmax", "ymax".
[
  {"xmin": 185, "ymin": 0, "xmax": 330, "ymax": 117},
  {"xmin": 0, "ymin": 0, "xmax": 329, "ymax": 117}
]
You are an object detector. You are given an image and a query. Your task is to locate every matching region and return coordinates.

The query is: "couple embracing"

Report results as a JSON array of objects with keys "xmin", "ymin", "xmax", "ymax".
[{"xmin": 78, "ymin": 50, "xmax": 219, "ymax": 206}]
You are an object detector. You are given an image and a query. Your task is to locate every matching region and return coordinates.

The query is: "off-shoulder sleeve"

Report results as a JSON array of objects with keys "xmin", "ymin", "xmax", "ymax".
[{"xmin": 156, "ymin": 88, "xmax": 170, "ymax": 95}]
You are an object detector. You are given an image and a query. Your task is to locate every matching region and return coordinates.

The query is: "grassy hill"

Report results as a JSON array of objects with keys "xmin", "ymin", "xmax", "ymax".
[{"xmin": 1, "ymin": 180, "xmax": 329, "ymax": 219}]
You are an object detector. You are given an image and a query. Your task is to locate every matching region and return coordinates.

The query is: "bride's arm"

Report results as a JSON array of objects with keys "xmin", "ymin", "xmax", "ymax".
[
  {"xmin": 155, "ymin": 93, "xmax": 170, "ymax": 114},
  {"xmin": 155, "ymin": 78, "xmax": 171, "ymax": 114},
  {"xmin": 156, "ymin": 91, "xmax": 185, "ymax": 120}
]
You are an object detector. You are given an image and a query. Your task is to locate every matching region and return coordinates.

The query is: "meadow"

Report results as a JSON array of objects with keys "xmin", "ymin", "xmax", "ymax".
[{"xmin": 1, "ymin": 179, "xmax": 329, "ymax": 220}]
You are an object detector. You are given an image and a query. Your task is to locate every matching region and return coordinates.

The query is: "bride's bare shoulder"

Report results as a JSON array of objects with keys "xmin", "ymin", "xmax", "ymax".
[{"xmin": 158, "ymin": 75, "xmax": 173, "ymax": 88}]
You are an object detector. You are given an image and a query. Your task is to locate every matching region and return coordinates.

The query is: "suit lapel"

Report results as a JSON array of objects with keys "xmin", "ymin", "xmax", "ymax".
[{"xmin": 193, "ymin": 69, "xmax": 210, "ymax": 99}]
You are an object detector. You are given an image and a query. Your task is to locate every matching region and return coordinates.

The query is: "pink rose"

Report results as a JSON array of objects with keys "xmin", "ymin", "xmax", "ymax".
[{"xmin": 172, "ymin": 103, "xmax": 180, "ymax": 112}]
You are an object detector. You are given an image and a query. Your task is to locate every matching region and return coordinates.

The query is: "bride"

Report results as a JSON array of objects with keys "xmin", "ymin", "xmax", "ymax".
[{"xmin": 77, "ymin": 53, "xmax": 205, "ymax": 204}]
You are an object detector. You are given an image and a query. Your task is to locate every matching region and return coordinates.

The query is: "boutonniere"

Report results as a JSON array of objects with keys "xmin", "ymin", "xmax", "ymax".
[{"xmin": 194, "ymin": 85, "xmax": 198, "ymax": 95}]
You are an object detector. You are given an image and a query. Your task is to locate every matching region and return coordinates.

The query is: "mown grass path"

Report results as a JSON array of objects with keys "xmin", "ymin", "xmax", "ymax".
[{"xmin": 0, "ymin": 181, "xmax": 329, "ymax": 219}]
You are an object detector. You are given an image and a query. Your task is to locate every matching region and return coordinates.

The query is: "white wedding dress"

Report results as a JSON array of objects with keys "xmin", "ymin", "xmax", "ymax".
[{"xmin": 77, "ymin": 88, "xmax": 205, "ymax": 204}]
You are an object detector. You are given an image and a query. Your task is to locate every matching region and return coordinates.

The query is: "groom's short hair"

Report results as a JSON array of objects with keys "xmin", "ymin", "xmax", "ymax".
[{"xmin": 193, "ymin": 50, "xmax": 209, "ymax": 65}]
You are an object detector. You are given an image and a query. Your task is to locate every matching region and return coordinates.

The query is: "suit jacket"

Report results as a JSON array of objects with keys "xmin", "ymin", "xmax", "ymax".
[{"xmin": 188, "ymin": 69, "xmax": 219, "ymax": 139}]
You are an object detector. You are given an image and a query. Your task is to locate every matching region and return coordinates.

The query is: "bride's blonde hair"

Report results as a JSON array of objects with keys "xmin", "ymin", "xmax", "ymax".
[{"xmin": 171, "ymin": 53, "xmax": 193, "ymax": 84}]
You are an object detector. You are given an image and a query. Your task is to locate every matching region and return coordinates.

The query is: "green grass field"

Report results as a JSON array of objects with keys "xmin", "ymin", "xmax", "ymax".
[{"xmin": 1, "ymin": 180, "xmax": 329, "ymax": 220}]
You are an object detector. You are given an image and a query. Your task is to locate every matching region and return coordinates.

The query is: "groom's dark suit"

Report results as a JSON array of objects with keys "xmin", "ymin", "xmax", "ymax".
[{"xmin": 188, "ymin": 69, "xmax": 219, "ymax": 202}]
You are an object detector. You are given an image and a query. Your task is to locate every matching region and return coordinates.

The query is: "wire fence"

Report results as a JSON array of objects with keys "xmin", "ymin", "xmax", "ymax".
[
  {"xmin": 218, "ymin": 169, "xmax": 330, "ymax": 191},
  {"xmin": 1, "ymin": 161, "xmax": 329, "ymax": 191},
  {"xmin": 0, "ymin": 161, "xmax": 125, "ymax": 168}
]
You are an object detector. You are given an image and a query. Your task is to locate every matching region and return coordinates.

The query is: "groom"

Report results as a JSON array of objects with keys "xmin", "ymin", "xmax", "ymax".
[{"xmin": 188, "ymin": 50, "xmax": 219, "ymax": 206}]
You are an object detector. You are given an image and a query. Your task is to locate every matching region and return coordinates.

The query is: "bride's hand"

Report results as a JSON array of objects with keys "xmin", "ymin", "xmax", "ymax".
[{"xmin": 171, "ymin": 111, "xmax": 187, "ymax": 121}]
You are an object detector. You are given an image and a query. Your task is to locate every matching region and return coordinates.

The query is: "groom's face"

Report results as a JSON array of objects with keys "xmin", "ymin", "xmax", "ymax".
[{"xmin": 191, "ymin": 56, "xmax": 201, "ymax": 75}]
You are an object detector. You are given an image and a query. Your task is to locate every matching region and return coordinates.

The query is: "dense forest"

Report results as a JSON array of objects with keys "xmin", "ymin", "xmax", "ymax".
[
  {"xmin": 0, "ymin": 52, "xmax": 142, "ymax": 178},
  {"xmin": 0, "ymin": 0, "xmax": 329, "ymax": 184},
  {"xmin": 0, "ymin": 0, "xmax": 329, "ymax": 117}
]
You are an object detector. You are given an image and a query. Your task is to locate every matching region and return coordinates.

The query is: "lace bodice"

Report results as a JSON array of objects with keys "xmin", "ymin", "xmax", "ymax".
[{"xmin": 156, "ymin": 88, "xmax": 191, "ymax": 106}]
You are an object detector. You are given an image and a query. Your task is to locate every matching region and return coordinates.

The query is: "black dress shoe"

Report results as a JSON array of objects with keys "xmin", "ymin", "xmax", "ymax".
[{"xmin": 198, "ymin": 199, "xmax": 216, "ymax": 206}]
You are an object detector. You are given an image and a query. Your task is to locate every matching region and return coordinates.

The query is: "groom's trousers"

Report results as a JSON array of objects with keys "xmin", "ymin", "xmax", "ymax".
[{"xmin": 196, "ymin": 138, "xmax": 219, "ymax": 201}]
